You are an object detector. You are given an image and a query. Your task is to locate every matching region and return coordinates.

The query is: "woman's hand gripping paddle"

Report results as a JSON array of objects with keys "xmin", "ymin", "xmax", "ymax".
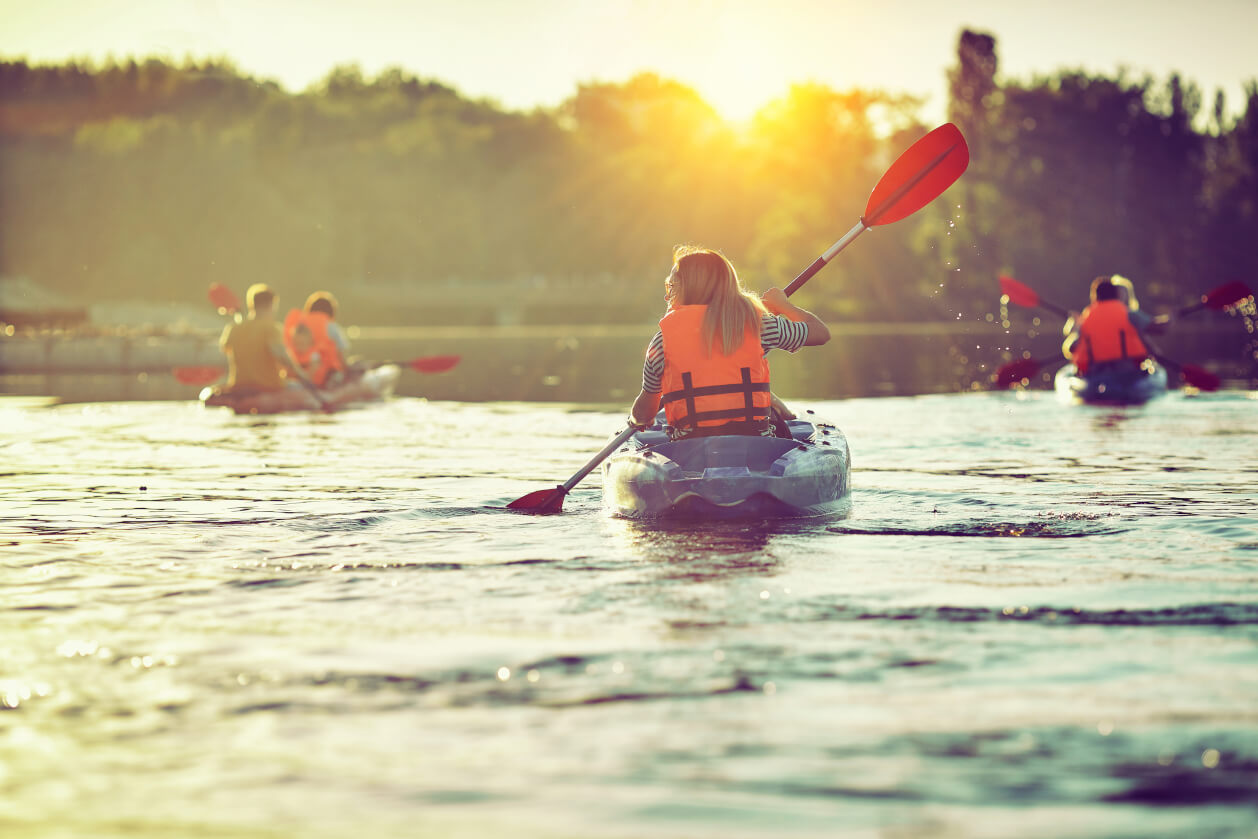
[
  {"xmin": 993, "ymin": 275, "xmax": 1225, "ymax": 391},
  {"xmin": 508, "ymin": 123, "xmax": 970, "ymax": 514}
]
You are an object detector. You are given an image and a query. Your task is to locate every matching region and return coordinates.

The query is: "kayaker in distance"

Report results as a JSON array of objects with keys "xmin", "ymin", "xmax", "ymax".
[
  {"xmin": 629, "ymin": 246, "xmax": 831, "ymax": 440},
  {"xmin": 284, "ymin": 291, "xmax": 351, "ymax": 387},
  {"xmin": 219, "ymin": 284, "xmax": 319, "ymax": 395},
  {"xmin": 1061, "ymin": 275, "xmax": 1157, "ymax": 374}
]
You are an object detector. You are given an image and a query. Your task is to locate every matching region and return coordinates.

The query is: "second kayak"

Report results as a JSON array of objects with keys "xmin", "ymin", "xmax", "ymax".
[
  {"xmin": 200, "ymin": 364, "xmax": 401, "ymax": 415},
  {"xmin": 1054, "ymin": 360, "xmax": 1168, "ymax": 406}
]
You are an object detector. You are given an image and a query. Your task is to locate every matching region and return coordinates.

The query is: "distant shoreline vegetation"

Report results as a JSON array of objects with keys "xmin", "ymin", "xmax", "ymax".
[{"xmin": 1, "ymin": 31, "xmax": 1255, "ymax": 328}]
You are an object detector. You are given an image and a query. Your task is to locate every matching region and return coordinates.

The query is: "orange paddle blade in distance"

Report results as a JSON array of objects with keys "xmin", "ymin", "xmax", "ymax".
[
  {"xmin": 173, "ymin": 365, "xmax": 225, "ymax": 386},
  {"xmin": 408, "ymin": 355, "xmax": 461, "ymax": 374},
  {"xmin": 1179, "ymin": 364, "xmax": 1221, "ymax": 392},
  {"xmin": 1204, "ymin": 281, "xmax": 1254, "ymax": 311},
  {"xmin": 999, "ymin": 275, "xmax": 1042, "ymax": 309},
  {"xmin": 993, "ymin": 357, "xmax": 1042, "ymax": 389},
  {"xmin": 208, "ymin": 283, "xmax": 242, "ymax": 314}
]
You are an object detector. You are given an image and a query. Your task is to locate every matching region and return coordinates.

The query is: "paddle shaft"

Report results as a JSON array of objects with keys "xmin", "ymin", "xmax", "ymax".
[
  {"xmin": 559, "ymin": 425, "xmax": 639, "ymax": 495},
  {"xmin": 1032, "ymin": 297, "xmax": 1072, "ymax": 320},
  {"xmin": 784, "ymin": 221, "xmax": 867, "ymax": 297},
  {"xmin": 784, "ymin": 130, "xmax": 966, "ymax": 298}
]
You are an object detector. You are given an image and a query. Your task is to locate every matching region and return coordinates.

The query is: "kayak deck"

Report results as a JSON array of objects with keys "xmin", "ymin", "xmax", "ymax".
[
  {"xmin": 1054, "ymin": 360, "xmax": 1168, "ymax": 406},
  {"xmin": 200, "ymin": 364, "xmax": 400, "ymax": 415},
  {"xmin": 601, "ymin": 415, "xmax": 851, "ymax": 519}
]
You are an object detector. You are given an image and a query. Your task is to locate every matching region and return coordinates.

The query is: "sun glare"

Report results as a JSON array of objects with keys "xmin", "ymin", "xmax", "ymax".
[{"xmin": 692, "ymin": 66, "xmax": 786, "ymax": 125}]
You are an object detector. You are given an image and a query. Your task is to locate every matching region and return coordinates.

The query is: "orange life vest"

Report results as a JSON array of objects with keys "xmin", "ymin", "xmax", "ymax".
[
  {"xmin": 1072, "ymin": 299, "xmax": 1148, "ymax": 373},
  {"xmin": 283, "ymin": 309, "xmax": 345, "ymax": 387},
  {"xmin": 659, "ymin": 305, "xmax": 771, "ymax": 431}
]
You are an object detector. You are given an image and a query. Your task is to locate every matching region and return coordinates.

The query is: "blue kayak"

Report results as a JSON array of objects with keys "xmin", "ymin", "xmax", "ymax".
[
  {"xmin": 600, "ymin": 414, "xmax": 851, "ymax": 519},
  {"xmin": 1054, "ymin": 360, "xmax": 1168, "ymax": 406}
]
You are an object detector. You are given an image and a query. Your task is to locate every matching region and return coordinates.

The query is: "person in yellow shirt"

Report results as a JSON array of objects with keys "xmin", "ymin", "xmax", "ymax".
[{"xmin": 219, "ymin": 284, "xmax": 316, "ymax": 394}]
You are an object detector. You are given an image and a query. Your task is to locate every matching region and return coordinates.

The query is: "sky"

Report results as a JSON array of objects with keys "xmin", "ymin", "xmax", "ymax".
[{"xmin": 4, "ymin": 0, "xmax": 1257, "ymax": 124}]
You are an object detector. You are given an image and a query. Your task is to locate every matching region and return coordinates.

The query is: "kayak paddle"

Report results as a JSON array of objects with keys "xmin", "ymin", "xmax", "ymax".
[
  {"xmin": 506, "ymin": 424, "xmax": 640, "ymax": 513},
  {"xmin": 209, "ymin": 282, "xmax": 243, "ymax": 321},
  {"xmin": 1174, "ymin": 281, "xmax": 1254, "ymax": 317},
  {"xmin": 173, "ymin": 365, "xmax": 227, "ymax": 386},
  {"xmin": 1002, "ymin": 275, "xmax": 1254, "ymax": 322},
  {"xmin": 1149, "ymin": 354, "xmax": 1220, "ymax": 391},
  {"xmin": 993, "ymin": 356, "xmax": 1062, "ymax": 389},
  {"xmin": 998, "ymin": 275, "xmax": 1071, "ymax": 319},
  {"xmin": 509, "ymin": 122, "xmax": 970, "ymax": 514},
  {"xmin": 993, "ymin": 354, "xmax": 1218, "ymax": 392},
  {"xmin": 378, "ymin": 355, "xmax": 462, "ymax": 374},
  {"xmin": 785, "ymin": 122, "xmax": 970, "ymax": 295}
]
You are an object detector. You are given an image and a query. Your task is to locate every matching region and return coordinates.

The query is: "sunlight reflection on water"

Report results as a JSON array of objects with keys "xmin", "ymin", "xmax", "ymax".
[{"xmin": 2, "ymin": 391, "xmax": 1257, "ymax": 838}]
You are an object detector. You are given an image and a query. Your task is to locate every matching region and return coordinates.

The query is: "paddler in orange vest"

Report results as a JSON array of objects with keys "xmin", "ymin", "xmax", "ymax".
[
  {"xmin": 629, "ymin": 246, "xmax": 831, "ymax": 440},
  {"xmin": 283, "ymin": 291, "xmax": 348, "ymax": 388},
  {"xmin": 219, "ymin": 284, "xmax": 318, "ymax": 394},
  {"xmin": 1062, "ymin": 276, "xmax": 1151, "ymax": 374}
]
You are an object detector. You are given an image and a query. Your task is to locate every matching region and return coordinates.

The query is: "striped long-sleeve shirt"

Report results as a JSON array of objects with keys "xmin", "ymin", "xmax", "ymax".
[{"xmin": 641, "ymin": 314, "xmax": 809, "ymax": 394}]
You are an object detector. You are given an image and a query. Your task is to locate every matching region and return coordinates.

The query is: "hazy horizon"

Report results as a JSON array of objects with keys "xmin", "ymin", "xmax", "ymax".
[{"xmin": 4, "ymin": 0, "xmax": 1257, "ymax": 124}]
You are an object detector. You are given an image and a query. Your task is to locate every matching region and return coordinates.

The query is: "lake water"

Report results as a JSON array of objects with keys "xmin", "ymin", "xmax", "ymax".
[{"xmin": 3, "ymin": 389, "xmax": 1257, "ymax": 838}]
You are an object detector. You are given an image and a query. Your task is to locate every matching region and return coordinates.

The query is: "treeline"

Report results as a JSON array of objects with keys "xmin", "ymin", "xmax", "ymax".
[{"xmin": 0, "ymin": 32, "xmax": 1254, "ymax": 326}]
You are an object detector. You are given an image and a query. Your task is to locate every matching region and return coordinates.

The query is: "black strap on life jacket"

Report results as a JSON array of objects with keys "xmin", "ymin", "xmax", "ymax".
[
  {"xmin": 1119, "ymin": 329, "xmax": 1128, "ymax": 359},
  {"xmin": 660, "ymin": 366, "xmax": 771, "ymax": 429}
]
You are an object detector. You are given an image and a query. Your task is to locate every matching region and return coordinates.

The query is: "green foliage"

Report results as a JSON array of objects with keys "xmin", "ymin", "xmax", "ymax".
[{"xmin": 0, "ymin": 47, "xmax": 1254, "ymax": 327}]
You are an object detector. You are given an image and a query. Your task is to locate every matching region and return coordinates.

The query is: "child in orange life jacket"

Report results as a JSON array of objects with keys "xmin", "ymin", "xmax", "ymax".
[
  {"xmin": 304, "ymin": 292, "xmax": 356, "ymax": 381},
  {"xmin": 289, "ymin": 323, "xmax": 323, "ymax": 382},
  {"xmin": 283, "ymin": 292, "xmax": 349, "ymax": 388},
  {"xmin": 1062, "ymin": 276, "xmax": 1152, "ymax": 374},
  {"xmin": 629, "ymin": 246, "xmax": 831, "ymax": 440}
]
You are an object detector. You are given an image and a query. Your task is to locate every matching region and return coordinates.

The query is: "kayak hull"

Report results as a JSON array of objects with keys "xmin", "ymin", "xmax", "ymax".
[
  {"xmin": 1054, "ymin": 361, "xmax": 1168, "ymax": 406},
  {"xmin": 200, "ymin": 364, "xmax": 400, "ymax": 415},
  {"xmin": 601, "ymin": 417, "xmax": 851, "ymax": 519}
]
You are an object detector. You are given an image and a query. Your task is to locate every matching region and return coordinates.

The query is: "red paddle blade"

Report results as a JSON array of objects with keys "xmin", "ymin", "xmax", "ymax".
[
  {"xmin": 506, "ymin": 486, "xmax": 567, "ymax": 514},
  {"xmin": 1203, "ymin": 281, "xmax": 1254, "ymax": 311},
  {"xmin": 994, "ymin": 357, "xmax": 1041, "ymax": 388},
  {"xmin": 999, "ymin": 275, "xmax": 1041, "ymax": 309},
  {"xmin": 173, "ymin": 365, "xmax": 225, "ymax": 386},
  {"xmin": 1179, "ymin": 364, "xmax": 1221, "ymax": 392},
  {"xmin": 864, "ymin": 122, "xmax": 970, "ymax": 226},
  {"xmin": 408, "ymin": 354, "xmax": 461, "ymax": 374},
  {"xmin": 208, "ymin": 283, "xmax": 242, "ymax": 314}
]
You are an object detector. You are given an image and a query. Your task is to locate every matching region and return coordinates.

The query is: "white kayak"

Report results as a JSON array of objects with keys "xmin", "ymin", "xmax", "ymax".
[
  {"xmin": 200, "ymin": 364, "xmax": 400, "ymax": 415},
  {"xmin": 601, "ymin": 412, "xmax": 851, "ymax": 519}
]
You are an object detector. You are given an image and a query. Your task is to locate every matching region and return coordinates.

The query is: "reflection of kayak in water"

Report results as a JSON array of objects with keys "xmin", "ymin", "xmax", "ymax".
[
  {"xmin": 200, "ymin": 364, "xmax": 401, "ymax": 415},
  {"xmin": 600, "ymin": 413, "xmax": 852, "ymax": 519},
  {"xmin": 1054, "ymin": 360, "xmax": 1168, "ymax": 406}
]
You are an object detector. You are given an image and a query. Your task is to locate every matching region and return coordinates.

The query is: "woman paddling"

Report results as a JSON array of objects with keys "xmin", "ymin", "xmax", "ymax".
[{"xmin": 629, "ymin": 246, "xmax": 830, "ymax": 440}]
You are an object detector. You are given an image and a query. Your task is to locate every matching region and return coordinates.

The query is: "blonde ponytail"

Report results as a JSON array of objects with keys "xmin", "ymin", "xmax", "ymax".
[{"xmin": 672, "ymin": 245, "xmax": 765, "ymax": 356}]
